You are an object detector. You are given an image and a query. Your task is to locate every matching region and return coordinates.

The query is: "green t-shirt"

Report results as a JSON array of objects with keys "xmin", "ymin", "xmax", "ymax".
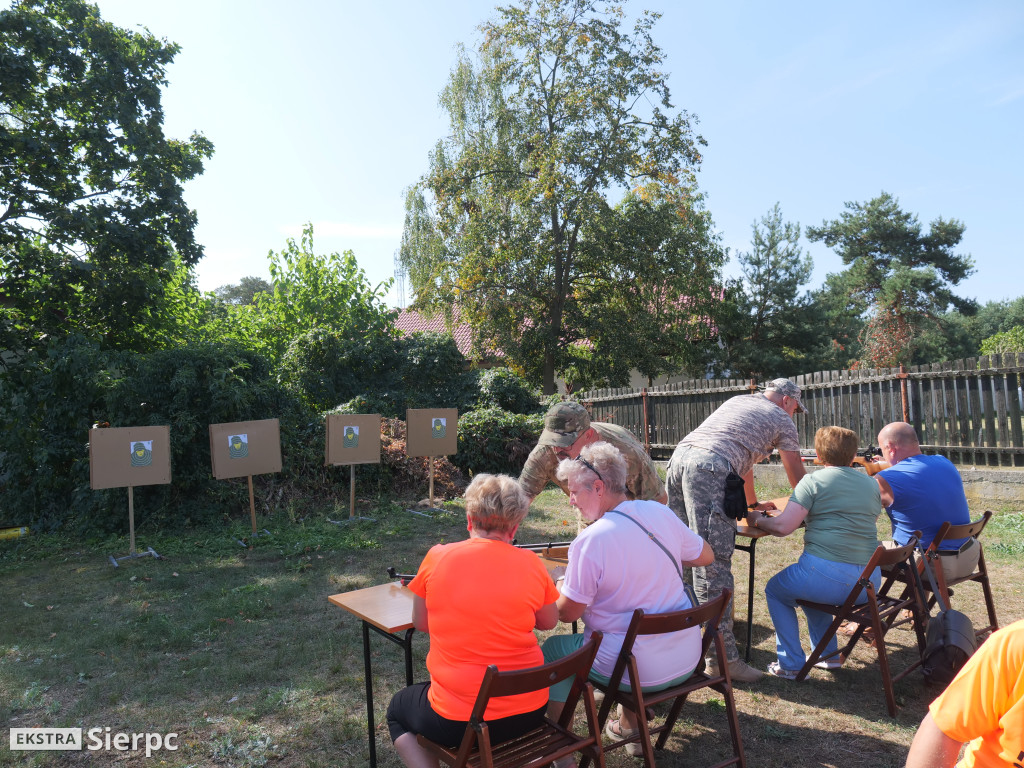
[{"xmin": 792, "ymin": 466, "xmax": 881, "ymax": 565}]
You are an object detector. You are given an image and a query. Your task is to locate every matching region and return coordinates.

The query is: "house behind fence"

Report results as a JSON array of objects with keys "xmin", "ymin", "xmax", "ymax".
[{"xmin": 576, "ymin": 353, "xmax": 1024, "ymax": 468}]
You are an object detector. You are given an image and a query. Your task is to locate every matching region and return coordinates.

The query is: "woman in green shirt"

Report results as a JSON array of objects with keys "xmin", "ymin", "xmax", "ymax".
[{"xmin": 752, "ymin": 426, "xmax": 881, "ymax": 680}]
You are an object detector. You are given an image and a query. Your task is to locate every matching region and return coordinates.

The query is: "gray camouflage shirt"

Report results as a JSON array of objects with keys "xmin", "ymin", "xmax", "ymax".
[{"xmin": 680, "ymin": 393, "xmax": 800, "ymax": 477}]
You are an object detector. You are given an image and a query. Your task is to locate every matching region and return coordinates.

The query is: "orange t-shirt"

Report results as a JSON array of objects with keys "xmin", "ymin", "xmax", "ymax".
[
  {"xmin": 929, "ymin": 618, "xmax": 1024, "ymax": 768},
  {"xmin": 407, "ymin": 538, "xmax": 559, "ymax": 721}
]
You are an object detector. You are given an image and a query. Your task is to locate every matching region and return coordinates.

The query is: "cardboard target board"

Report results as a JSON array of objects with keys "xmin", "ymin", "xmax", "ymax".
[
  {"xmin": 325, "ymin": 414, "xmax": 381, "ymax": 466},
  {"xmin": 406, "ymin": 409, "xmax": 458, "ymax": 457},
  {"xmin": 209, "ymin": 419, "xmax": 282, "ymax": 480},
  {"xmin": 90, "ymin": 426, "xmax": 171, "ymax": 489}
]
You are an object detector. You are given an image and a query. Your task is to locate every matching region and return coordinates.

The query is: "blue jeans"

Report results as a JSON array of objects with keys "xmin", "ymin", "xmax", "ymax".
[{"xmin": 764, "ymin": 552, "xmax": 880, "ymax": 672}]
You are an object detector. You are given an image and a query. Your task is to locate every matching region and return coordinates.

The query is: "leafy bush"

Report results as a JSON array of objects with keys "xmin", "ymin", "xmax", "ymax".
[
  {"xmin": 283, "ymin": 329, "xmax": 475, "ymax": 417},
  {"xmin": 278, "ymin": 327, "xmax": 400, "ymax": 411},
  {"xmin": 398, "ymin": 332, "xmax": 476, "ymax": 411},
  {"xmin": 0, "ymin": 337, "xmax": 318, "ymax": 532},
  {"xmin": 0, "ymin": 335, "xmax": 118, "ymax": 530},
  {"xmin": 96, "ymin": 341, "xmax": 305, "ymax": 530},
  {"xmin": 980, "ymin": 325, "xmax": 1024, "ymax": 356},
  {"xmin": 473, "ymin": 368, "xmax": 541, "ymax": 414},
  {"xmin": 452, "ymin": 407, "xmax": 543, "ymax": 477},
  {"xmin": 334, "ymin": 393, "xmax": 405, "ymax": 419}
]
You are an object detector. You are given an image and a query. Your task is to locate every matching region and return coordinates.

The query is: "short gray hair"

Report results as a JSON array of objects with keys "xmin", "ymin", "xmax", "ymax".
[
  {"xmin": 464, "ymin": 473, "xmax": 530, "ymax": 534},
  {"xmin": 555, "ymin": 441, "xmax": 628, "ymax": 494}
]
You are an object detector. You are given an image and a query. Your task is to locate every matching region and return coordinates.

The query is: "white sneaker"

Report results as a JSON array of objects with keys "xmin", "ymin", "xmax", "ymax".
[
  {"xmin": 766, "ymin": 661, "xmax": 800, "ymax": 680},
  {"xmin": 813, "ymin": 657, "xmax": 843, "ymax": 670}
]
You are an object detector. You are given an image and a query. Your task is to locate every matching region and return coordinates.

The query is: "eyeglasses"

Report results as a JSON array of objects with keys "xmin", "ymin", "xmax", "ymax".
[{"xmin": 575, "ymin": 455, "xmax": 603, "ymax": 483}]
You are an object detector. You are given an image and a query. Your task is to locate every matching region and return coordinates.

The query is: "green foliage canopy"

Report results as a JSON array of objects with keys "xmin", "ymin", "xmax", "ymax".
[
  {"xmin": 719, "ymin": 203, "xmax": 824, "ymax": 378},
  {"xmin": 0, "ymin": 0, "xmax": 213, "ymax": 353},
  {"xmin": 399, "ymin": 0, "xmax": 719, "ymax": 393},
  {"xmin": 980, "ymin": 326, "xmax": 1024, "ymax": 356},
  {"xmin": 807, "ymin": 192, "xmax": 975, "ymax": 368},
  {"xmin": 203, "ymin": 225, "xmax": 397, "ymax": 364}
]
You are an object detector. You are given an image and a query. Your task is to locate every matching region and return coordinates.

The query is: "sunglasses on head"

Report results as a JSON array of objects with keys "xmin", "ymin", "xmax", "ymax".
[{"xmin": 575, "ymin": 455, "xmax": 603, "ymax": 483}]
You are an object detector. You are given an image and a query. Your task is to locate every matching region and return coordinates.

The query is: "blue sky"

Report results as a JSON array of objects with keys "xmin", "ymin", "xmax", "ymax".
[{"xmin": 86, "ymin": 0, "xmax": 1023, "ymax": 308}]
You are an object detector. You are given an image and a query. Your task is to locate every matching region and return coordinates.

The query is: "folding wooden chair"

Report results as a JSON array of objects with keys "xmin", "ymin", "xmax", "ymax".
[
  {"xmin": 924, "ymin": 511, "xmax": 998, "ymax": 639},
  {"xmin": 580, "ymin": 590, "xmax": 745, "ymax": 768},
  {"xmin": 794, "ymin": 537, "xmax": 928, "ymax": 716},
  {"xmin": 416, "ymin": 632, "xmax": 606, "ymax": 768}
]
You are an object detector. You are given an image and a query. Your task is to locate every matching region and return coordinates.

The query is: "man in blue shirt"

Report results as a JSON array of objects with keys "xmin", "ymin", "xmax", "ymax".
[{"xmin": 875, "ymin": 422, "xmax": 979, "ymax": 582}]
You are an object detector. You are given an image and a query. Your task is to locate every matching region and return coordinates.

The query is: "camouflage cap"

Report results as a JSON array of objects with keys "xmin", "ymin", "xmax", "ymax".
[
  {"xmin": 537, "ymin": 401, "xmax": 592, "ymax": 448},
  {"xmin": 763, "ymin": 378, "xmax": 808, "ymax": 414}
]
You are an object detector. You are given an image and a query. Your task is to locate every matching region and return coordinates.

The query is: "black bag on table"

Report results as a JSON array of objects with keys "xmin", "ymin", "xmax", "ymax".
[
  {"xmin": 723, "ymin": 472, "xmax": 747, "ymax": 520},
  {"xmin": 918, "ymin": 548, "xmax": 977, "ymax": 687}
]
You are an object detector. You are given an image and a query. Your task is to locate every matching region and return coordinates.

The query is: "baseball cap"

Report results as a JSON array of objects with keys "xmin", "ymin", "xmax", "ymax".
[
  {"xmin": 763, "ymin": 378, "xmax": 808, "ymax": 414},
  {"xmin": 537, "ymin": 401, "xmax": 591, "ymax": 447}
]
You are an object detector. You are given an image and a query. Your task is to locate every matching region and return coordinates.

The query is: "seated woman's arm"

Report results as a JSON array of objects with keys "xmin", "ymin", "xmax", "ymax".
[
  {"xmin": 755, "ymin": 499, "xmax": 809, "ymax": 537},
  {"xmin": 556, "ymin": 593, "xmax": 587, "ymax": 624},
  {"xmin": 412, "ymin": 594, "xmax": 429, "ymax": 633},
  {"xmin": 683, "ymin": 540, "xmax": 714, "ymax": 568},
  {"xmin": 534, "ymin": 601, "xmax": 559, "ymax": 630}
]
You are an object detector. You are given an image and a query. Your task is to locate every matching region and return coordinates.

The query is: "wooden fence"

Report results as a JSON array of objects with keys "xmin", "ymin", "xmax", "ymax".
[{"xmin": 576, "ymin": 353, "xmax": 1024, "ymax": 467}]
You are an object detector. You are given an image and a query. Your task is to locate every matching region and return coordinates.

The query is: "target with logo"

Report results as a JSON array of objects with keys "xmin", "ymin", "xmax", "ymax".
[
  {"xmin": 325, "ymin": 414, "xmax": 380, "ymax": 466},
  {"xmin": 209, "ymin": 420, "xmax": 281, "ymax": 479},
  {"xmin": 406, "ymin": 409, "xmax": 458, "ymax": 457},
  {"xmin": 90, "ymin": 426, "xmax": 170, "ymax": 489},
  {"xmin": 130, "ymin": 441, "xmax": 153, "ymax": 467},
  {"xmin": 228, "ymin": 434, "xmax": 249, "ymax": 459}
]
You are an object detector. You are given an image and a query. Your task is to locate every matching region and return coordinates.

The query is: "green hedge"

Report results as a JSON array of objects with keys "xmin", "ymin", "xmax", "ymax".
[{"xmin": 452, "ymin": 407, "xmax": 543, "ymax": 477}]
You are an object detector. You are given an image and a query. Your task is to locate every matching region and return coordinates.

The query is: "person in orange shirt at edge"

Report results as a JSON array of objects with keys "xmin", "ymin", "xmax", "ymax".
[
  {"xmin": 905, "ymin": 618, "xmax": 1024, "ymax": 768},
  {"xmin": 386, "ymin": 473, "xmax": 560, "ymax": 768}
]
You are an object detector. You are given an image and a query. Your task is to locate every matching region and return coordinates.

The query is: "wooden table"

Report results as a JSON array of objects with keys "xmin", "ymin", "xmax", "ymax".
[
  {"xmin": 733, "ymin": 496, "xmax": 789, "ymax": 662},
  {"xmin": 328, "ymin": 583, "xmax": 416, "ymax": 768},
  {"xmin": 328, "ymin": 550, "xmax": 570, "ymax": 768}
]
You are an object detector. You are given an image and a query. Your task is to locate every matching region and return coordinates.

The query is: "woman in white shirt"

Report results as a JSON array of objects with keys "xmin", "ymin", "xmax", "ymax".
[{"xmin": 541, "ymin": 441, "xmax": 713, "ymax": 754}]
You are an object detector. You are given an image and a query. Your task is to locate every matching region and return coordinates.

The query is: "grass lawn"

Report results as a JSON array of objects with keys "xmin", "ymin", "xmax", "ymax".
[{"xmin": 2, "ymin": 486, "xmax": 1023, "ymax": 768}]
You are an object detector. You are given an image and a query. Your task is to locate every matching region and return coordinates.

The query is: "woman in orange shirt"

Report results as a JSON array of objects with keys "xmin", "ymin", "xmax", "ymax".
[{"xmin": 386, "ymin": 473, "xmax": 560, "ymax": 768}]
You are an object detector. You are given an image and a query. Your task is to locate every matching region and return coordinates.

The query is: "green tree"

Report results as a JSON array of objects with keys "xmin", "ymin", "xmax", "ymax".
[
  {"xmin": 719, "ymin": 203, "xmax": 823, "ymax": 378},
  {"xmin": 578, "ymin": 183, "xmax": 725, "ymax": 387},
  {"xmin": 806, "ymin": 192, "xmax": 975, "ymax": 368},
  {"xmin": 241, "ymin": 224, "xmax": 396, "ymax": 363},
  {"xmin": 0, "ymin": 0, "xmax": 213, "ymax": 353},
  {"xmin": 980, "ymin": 326, "xmax": 1024, "ymax": 356},
  {"xmin": 399, "ymin": 0, "xmax": 713, "ymax": 394},
  {"xmin": 214, "ymin": 276, "xmax": 271, "ymax": 306}
]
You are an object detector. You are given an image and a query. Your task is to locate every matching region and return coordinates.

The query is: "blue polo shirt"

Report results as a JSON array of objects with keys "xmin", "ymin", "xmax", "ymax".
[{"xmin": 878, "ymin": 454, "xmax": 970, "ymax": 550}]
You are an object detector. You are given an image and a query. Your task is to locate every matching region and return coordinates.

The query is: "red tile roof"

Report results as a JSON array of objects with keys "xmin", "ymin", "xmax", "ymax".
[{"xmin": 395, "ymin": 308, "xmax": 479, "ymax": 358}]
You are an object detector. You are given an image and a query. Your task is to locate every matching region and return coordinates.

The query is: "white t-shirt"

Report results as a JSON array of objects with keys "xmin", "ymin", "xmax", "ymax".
[{"xmin": 560, "ymin": 499, "xmax": 706, "ymax": 686}]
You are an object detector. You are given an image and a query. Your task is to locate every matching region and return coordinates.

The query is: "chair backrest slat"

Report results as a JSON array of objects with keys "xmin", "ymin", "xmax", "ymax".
[
  {"xmin": 931, "ymin": 511, "xmax": 992, "ymax": 549},
  {"xmin": 475, "ymin": 631, "xmax": 602, "ymax": 703}
]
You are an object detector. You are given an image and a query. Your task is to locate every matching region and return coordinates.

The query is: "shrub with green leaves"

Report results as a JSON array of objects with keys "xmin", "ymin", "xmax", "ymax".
[
  {"xmin": 452, "ymin": 406, "xmax": 543, "ymax": 477},
  {"xmin": 980, "ymin": 325, "xmax": 1024, "ymax": 356},
  {"xmin": 284, "ymin": 329, "xmax": 475, "ymax": 417},
  {"xmin": 473, "ymin": 368, "xmax": 541, "ymax": 414},
  {"xmin": 0, "ymin": 335, "xmax": 117, "ymax": 530},
  {"xmin": 0, "ymin": 337, "xmax": 316, "ymax": 532},
  {"xmin": 97, "ymin": 341, "xmax": 306, "ymax": 530},
  {"xmin": 399, "ymin": 331, "xmax": 476, "ymax": 411},
  {"xmin": 278, "ymin": 327, "xmax": 401, "ymax": 411}
]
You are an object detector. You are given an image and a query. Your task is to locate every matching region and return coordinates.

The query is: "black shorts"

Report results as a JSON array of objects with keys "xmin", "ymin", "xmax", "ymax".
[{"xmin": 386, "ymin": 681, "xmax": 547, "ymax": 746}]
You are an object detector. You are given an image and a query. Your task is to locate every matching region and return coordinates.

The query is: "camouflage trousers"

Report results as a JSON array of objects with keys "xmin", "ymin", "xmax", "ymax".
[{"xmin": 666, "ymin": 444, "xmax": 741, "ymax": 662}]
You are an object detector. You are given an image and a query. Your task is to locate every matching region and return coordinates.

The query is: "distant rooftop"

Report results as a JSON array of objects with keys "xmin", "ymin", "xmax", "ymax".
[{"xmin": 394, "ymin": 308, "xmax": 480, "ymax": 358}]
